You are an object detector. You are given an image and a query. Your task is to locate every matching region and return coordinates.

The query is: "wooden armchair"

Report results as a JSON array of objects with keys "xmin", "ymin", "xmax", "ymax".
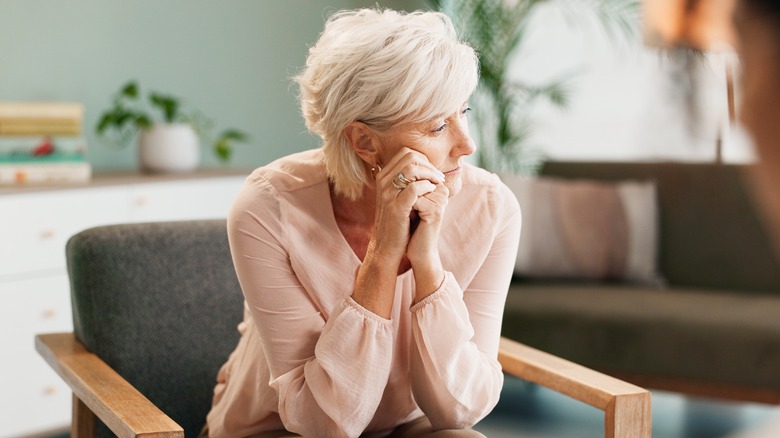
[{"xmin": 36, "ymin": 220, "xmax": 651, "ymax": 438}]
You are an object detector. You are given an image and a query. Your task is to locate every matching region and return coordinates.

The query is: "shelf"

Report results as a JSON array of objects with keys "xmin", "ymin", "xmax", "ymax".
[{"xmin": 0, "ymin": 167, "xmax": 252, "ymax": 196}]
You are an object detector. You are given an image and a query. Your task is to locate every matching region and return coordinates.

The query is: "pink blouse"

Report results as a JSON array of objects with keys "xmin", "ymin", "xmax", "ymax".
[{"xmin": 206, "ymin": 149, "xmax": 521, "ymax": 438}]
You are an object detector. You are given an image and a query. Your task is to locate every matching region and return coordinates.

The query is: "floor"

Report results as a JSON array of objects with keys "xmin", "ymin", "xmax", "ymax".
[
  {"xmin": 42, "ymin": 377, "xmax": 780, "ymax": 438},
  {"xmin": 475, "ymin": 376, "xmax": 780, "ymax": 437}
]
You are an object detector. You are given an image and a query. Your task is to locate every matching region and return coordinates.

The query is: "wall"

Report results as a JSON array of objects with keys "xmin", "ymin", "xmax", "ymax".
[
  {"xmin": 358, "ymin": 1, "xmax": 754, "ymax": 165},
  {"xmin": 0, "ymin": 0, "xmax": 362, "ymax": 170},
  {"xmin": 513, "ymin": 2, "xmax": 753, "ymax": 164},
  {"xmin": 1, "ymin": 0, "xmax": 746, "ymax": 172}
]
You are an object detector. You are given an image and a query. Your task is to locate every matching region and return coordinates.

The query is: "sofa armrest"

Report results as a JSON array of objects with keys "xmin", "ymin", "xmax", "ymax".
[
  {"xmin": 498, "ymin": 336, "xmax": 651, "ymax": 438},
  {"xmin": 35, "ymin": 332, "xmax": 184, "ymax": 438}
]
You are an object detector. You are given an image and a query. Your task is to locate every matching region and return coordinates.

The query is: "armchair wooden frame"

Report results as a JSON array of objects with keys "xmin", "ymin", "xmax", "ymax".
[{"xmin": 37, "ymin": 333, "xmax": 650, "ymax": 438}]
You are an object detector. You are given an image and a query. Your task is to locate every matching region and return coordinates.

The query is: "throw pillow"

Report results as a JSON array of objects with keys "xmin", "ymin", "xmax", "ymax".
[{"xmin": 501, "ymin": 174, "xmax": 661, "ymax": 283}]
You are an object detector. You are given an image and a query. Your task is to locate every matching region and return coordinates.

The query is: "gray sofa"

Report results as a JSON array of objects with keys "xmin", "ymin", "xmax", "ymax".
[{"xmin": 501, "ymin": 161, "xmax": 780, "ymax": 403}]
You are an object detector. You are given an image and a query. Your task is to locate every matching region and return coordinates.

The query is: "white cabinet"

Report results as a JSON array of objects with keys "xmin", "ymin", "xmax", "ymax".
[
  {"xmin": 0, "ymin": 186, "xmax": 129, "ymax": 278},
  {"xmin": 0, "ymin": 170, "xmax": 246, "ymax": 437},
  {"xmin": 1, "ymin": 275, "xmax": 73, "ymax": 436},
  {"xmin": 129, "ymin": 177, "xmax": 241, "ymax": 222}
]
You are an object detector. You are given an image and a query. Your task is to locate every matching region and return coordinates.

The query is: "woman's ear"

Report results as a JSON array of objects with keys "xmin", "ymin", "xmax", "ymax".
[{"xmin": 343, "ymin": 121, "xmax": 380, "ymax": 164}]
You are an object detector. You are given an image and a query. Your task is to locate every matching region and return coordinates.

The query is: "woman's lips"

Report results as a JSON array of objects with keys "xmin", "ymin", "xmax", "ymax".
[{"xmin": 443, "ymin": 167, "xmax": 461, "ymax": 175}]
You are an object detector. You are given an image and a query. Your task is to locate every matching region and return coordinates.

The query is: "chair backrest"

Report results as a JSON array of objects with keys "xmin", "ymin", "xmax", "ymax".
[{"xmin": 66, "ymin": 220, "xmax": 244, "ymax": 438}]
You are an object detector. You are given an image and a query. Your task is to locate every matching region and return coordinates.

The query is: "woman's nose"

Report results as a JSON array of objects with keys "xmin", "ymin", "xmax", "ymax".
[{"xmin": 452, "ymin": 122, "xmax": 476, "ymax": 157}]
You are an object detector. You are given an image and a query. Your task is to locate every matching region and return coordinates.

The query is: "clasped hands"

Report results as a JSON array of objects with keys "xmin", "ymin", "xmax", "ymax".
[{"xmin": 371, "ymin": 147, "xmax": 449, "ymax": 301}]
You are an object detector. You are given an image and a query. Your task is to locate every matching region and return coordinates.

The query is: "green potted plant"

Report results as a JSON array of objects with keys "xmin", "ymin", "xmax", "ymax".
[
  {"xmin": 96, "ymin": 81, "xmax": 249, "ymax": 173},
  {"xmin": 434, "ymin": 0, "xmax": 638, "ymax": 173}
]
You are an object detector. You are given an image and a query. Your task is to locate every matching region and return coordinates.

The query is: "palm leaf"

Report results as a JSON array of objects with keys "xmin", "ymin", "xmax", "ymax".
[
  {"xmin": 433, "ymin": 0, "xmax": 638, "ymax": 172},
  {"xmin": 555, "ymin": 0, "xmax": 640, "ymax": 45}
]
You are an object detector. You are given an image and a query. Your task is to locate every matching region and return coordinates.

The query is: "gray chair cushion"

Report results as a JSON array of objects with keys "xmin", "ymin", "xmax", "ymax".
[
  {"xmin": 502, "ymin": 283, "xmax": 780, "ymax": 390},
  {"xmin": 66, "ymin": 220, "xmax": 244, "ymax": 438}
]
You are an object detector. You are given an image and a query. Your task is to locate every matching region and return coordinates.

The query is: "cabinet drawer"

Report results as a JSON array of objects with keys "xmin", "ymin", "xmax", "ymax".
[
  {"xmin": 0, "ymin": 274, "xmax": 72, "ymax": 436},
  {"xmin": 0, "ymin": 186, "xmax": 130, "ymax": 277},
  {"xmin": 129, "ymin": 176, "xmax": 244, "ymax": 222}
]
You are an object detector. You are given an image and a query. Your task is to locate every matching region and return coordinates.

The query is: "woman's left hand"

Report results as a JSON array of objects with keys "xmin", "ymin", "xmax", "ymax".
[
  {"xmin": 407, "ymin": 172, "xmax": 449, "ymax": 302},
  {"xmin": 372, "ymin": 146, "xmax": 449, "ymax": 302}
]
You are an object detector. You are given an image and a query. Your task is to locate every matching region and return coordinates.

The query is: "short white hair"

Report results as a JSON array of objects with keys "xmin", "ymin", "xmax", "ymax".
[{"xmin": 294, "ymin": 8, "xmax": 479, "ymax": 200}]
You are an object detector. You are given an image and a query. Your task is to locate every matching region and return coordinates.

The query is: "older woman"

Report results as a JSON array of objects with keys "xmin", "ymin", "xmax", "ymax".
[{"xmin": 205, "ymin": 8, "xmax": 521, "ymax": 438}]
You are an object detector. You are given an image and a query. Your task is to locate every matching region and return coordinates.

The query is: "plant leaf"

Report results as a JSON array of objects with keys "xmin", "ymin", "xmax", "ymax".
[
  {"xmin": 219, "ymin": 129, "xmax": 249, "ymax": 142},
  {"xmin": 508, "ymin": 79, "xmax": 573, "ymax": 108},
  {"xmin": 215, "ymin": 139, "xmax": 231, "ymax": 163},
  {"xmin": 96, "ymin": 113, "xmax": 114, "ymax": 134},
  {"xmin": 120, "ymin": 81, "xmax": 139, "ymax": 99},
  {"xmin": 556, "ymin": 0, "xmax": 640, "ymax": 46},
  {"xmin": 136, "ymin": 114, "xmax": 151, "ymax": 129},
  {"xmin": 150, "ymin": 93, "xmax": 179, "ymax": 123},
  {"xmin": 435, "ymin": 0, "xmax": 638, "ymax": 173}
]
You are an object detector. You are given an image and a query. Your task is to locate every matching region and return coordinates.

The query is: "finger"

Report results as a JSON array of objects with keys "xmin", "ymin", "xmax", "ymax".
[
  {"xmin": 414, "ymin": 190, "xmax": 447, "ymax": 213},
  {"xmin": 397, "ymin": 163, "xmax": 445, "ymax": 185},
  {"xmin": 382, "ymin": 146, "xmax": 424, "ymax": 171},
  {"xmin": 420, "ymin": 182, "xmax": 449, "ymax": 202},
  {"xmin": 398, "ymin": 179, "xmax": 436, "ymax": 202},
  {"xmin": 383, "ymin": 148, "xmax": 445, "ymax": 182},
  {"xmin": 417, "ymin": 185, "xmax": 448, "ymax": 213}
]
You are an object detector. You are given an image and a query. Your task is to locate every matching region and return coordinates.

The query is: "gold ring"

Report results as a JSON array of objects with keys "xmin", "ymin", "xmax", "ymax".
[
  {"xmin": 398, "ymin": 172, "xmax": 414, "ymax": 183},
  {"xmin": 393, "ymin": 172, "xmax": 414, "ymax": 190}
]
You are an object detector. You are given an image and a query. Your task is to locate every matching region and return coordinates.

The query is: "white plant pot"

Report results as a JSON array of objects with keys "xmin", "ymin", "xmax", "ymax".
[{"xmin": 139, "ymin": 123, "xmax": 200, "ymax": 173}]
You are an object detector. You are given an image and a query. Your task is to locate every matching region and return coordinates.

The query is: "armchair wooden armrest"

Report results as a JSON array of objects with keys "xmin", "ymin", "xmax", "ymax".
[
  {"xmin": 498, "ymin": 336, "xmax": 652, "ymax": 438},
  {"xmin": 35, "ymin": 332, "xmax": 649, "ymax": 438},
  {"xmin": 35, "ymin": 332, "xmax": 183, "ymax": 438}
]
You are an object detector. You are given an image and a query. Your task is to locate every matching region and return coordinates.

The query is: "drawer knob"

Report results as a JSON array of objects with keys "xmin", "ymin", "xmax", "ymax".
[
  {"xmin": 43, "ymin": 385, "xmax": 58, "ymax": 395},
  {"xmin": 40, "ymin": 229, "xmax": 56, "ymax": 239},
  {"xmin": 42, "ymin": 309, "xmax": 57, "ymax": 319},
  {"xmin": 135, "ymin": 196, "xmax": 149, "ymax": 206}
]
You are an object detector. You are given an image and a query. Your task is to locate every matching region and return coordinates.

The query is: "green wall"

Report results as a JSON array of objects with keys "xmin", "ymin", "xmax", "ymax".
[{"xmin": 0, "ymin": 0, "xmax": 427, "ymax": 171}]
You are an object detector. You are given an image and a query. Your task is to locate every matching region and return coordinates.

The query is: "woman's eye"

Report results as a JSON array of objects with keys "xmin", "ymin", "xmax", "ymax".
[{"xmin": 431, "ymin": 108, "xmax": 469, "ymax": 133}]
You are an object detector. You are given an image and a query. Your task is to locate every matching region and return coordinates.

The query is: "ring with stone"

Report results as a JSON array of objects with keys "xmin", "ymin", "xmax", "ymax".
[{"xmin": 393, "ymin": 172, "xmax": 414, "ymax": 190}]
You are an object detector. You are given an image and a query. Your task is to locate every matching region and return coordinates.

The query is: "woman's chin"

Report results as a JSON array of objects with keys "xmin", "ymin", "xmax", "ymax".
[{"xmin": 445, "ymin": 178, "xmax": 462, "ymax": 198}]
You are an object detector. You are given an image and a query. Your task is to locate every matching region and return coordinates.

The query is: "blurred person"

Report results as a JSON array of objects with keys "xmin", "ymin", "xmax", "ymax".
[
  {"xmin": 734, "ymin": 0, "xmax": 780, "ymax": 254},
  {"xmin": 202, "ymin": 8, "xmax": 521, "ymax": 438}
]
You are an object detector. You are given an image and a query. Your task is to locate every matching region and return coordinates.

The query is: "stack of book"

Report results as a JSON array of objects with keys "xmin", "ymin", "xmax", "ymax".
[{"xmin": 0, "ymin": 102, "xmax": 91, "ymax": 185}]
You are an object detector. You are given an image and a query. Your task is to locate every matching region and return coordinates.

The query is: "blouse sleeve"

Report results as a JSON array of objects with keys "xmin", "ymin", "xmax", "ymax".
[
  {"xmin": 408, "ymin": 182, "xmax": 522, "ymax": 430},
  {"xmin": 228, "ymin": 178, "xmax": 394, "ymax": 438}
]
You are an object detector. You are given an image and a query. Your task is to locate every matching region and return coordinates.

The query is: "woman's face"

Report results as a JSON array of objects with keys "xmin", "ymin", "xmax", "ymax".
[{"xmin": 377, "ymin": 103, "xmax": 476, "ymax": 197}]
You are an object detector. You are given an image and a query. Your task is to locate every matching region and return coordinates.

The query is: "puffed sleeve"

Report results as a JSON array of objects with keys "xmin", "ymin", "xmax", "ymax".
[
  {"xmin": 228, "ymin": 177, "xmax": 394, "ymax": 438},
  {"xmin": 408, "ymin": 182, "xmax": 522, "ymax": 430}
]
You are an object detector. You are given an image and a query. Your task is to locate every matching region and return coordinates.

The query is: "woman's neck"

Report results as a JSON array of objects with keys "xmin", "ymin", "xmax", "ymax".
[
  {"xmin": 330, "ymin": 183, "xmax": 412, "ymax": 275},
  {"xmin": 330, "ymin": 184, "xmax": 376, "ymax": 261},
  {"xmin": 331, "ymin": 184, "xmax": 376, "ymax": 229}
]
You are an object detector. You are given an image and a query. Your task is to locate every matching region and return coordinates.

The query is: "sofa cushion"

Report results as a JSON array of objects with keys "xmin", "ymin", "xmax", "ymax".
[
  {"xmin": 501, "ymin": 174, "xmax": 660, "ymax": 283},
  {"xmin": 502, "ymin": 283, "xmax": 780, "ymax": 390},
  {"xmin": 540, "ymin": 161, "xmax": 780, "ymax": 293}
]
